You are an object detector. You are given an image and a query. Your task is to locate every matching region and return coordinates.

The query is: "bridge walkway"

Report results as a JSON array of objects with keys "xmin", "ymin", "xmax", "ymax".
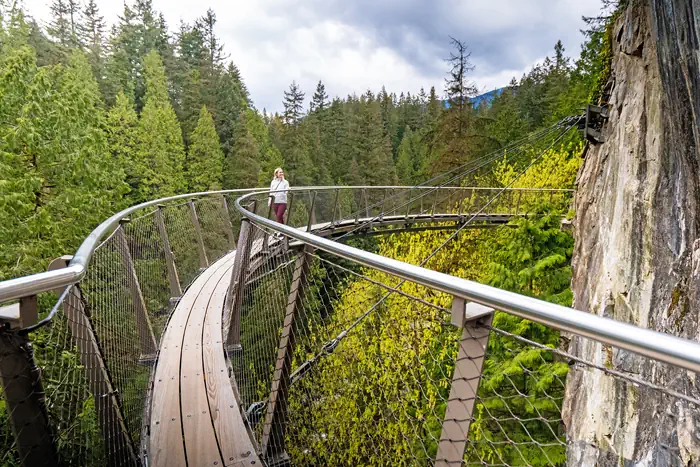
[{"xmin": 148, "ymin": 250, "xmax": 260, "ymax": 467}]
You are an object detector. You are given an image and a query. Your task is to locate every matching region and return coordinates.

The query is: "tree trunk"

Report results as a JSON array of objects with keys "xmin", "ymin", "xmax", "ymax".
[{"xmin": 564, "ymin": 0, "xmax": 700, "ymax": 465}]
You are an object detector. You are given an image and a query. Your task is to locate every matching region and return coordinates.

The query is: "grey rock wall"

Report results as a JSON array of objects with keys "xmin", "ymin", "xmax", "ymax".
[{"xmin": 564, "ymin": 0, "xmax": 700, "ymax": 465}]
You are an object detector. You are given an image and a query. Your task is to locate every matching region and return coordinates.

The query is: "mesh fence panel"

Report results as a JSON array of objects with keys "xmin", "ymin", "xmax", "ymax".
[
  {"xmin": 0, "ymin": 192, "xmax": 245, "ymax": 467},
  {"xmin": 162, "ymin": 202, "xmax": 202, "ymax": 290},
  {"xmin": 122, "ymin": 212, "xmax": 171, "ymax": 341}
]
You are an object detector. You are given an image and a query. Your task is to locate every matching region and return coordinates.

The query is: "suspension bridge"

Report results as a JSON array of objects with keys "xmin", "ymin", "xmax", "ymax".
[{"xmin": 1, "ymin": 119, "xmax": 699, "ymax": 466}]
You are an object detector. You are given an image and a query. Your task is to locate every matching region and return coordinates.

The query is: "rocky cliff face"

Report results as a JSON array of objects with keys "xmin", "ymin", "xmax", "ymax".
[{"xmin": 564, "ymin": 0, "xmax": 700, "ymax": 465}]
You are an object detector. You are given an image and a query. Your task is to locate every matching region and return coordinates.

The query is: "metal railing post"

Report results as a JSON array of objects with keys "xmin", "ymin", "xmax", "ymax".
[
  {"xmin": 330, "ymin": 188, "xmax": 340, "ymax": 226},
  {"xmin": 285, "ymin": 192, "xmax": 294, "ymax": 226},
  {"xmin": 263, "ymin": 199, "xmax": 274, "ymax": 252},
  {"xmin": 218, "ymin": 195, "xmax": 237, "ymax": 250},
  {"xmin": 284, "ymin": 193, "xmax": 294, "ymax": 250},
  {"xmin": 260, "ymin": 245, "xmax": 314, "ymax": 465},
  {"xmin": 436, "ymin": 298, "xmax": 494, "ymax": 467},
  {"xmin": 379, "ymin": 189, "xmax": 387, "ymax": 221},
  {"xmin": 0, "ymin": 299, "xmax": 58, "ymax": 467},
  {"xmin": 114, "ymin": 224, "xmax": 158, "ymax": 359},
  {"xmin": 155, "ymin": 206, "xmax": 182, "ymax": 299},
  {"xmin": 225, "ymin": 200, "xmax": 257, "ymax": 351},
  {"xmin": 47, "ymin": 257, "xmax": 139, "ymax": 464},
  {"xmin": 404, "ymin": 188, "xmax": 412, "ymax": 222},
  {"xmin": 363, "ymin": 188, "xmax": 369, "ymax": 218},
  {"xmin": 306, "ymin": 192, "xmax": 317, "ymax": 232},
  {"xmin": 514, "ymin": 190, "xmax": 523, "ymax": 216},
  {"xmin": 188, "ymin": 200, "xmax": 209, "ymax": 269}
]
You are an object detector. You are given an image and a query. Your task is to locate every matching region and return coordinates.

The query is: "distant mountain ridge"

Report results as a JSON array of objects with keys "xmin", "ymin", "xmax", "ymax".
[{"xmin": 442, "ymin": 87, "xmax": 505, "ymax": 109}]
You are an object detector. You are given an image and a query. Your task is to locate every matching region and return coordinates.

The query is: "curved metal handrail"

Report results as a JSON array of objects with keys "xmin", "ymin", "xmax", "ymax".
[
  {"xmin": 0, "ymin": 185, "xmax": 571, "ymax": 304},
  {"xmin": 0, "ymin": 189, "xmax": 259, "ymax": 303},
  {"xmin": 236, "ymin": 189, "xmax": 700, "ymax": 374}
]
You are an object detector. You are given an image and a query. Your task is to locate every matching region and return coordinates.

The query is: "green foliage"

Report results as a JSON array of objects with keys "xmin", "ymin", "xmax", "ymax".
[
  {"xmin": 223, "ymin": 110, "xmax": 264, "ymax": 189},
  {"xmin": 0, "ymin": 47, "xmax": 127, "ymax": 279},
  {"xmin": 187, "ymin": 105, "xmax": 224, "ymax": 191},
  {"xmin": 131, "ymin": 50, "xmax": 187, "ymax": 202}
]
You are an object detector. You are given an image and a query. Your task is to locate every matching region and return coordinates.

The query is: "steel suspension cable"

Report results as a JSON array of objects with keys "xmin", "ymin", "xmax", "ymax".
[
  {"xmin": 333, "ymin": 122, "xmax": 569, "ymax": 241},
  {"xmin": 290, "ymin": 117, "xmax": 582, "ymax": 381}
]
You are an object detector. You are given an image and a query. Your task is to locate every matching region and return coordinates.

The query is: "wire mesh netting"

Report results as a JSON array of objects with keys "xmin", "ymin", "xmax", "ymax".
[
  {"xmin": 0, "ymin": 192, "xmax": 248, "ymax": 467},
  {"xmin": 234, "ymin": 224, "xmax": 700, "ymax": 467}
]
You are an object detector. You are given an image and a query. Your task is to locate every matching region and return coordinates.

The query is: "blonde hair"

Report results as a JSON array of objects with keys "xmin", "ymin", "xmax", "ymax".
[{"xmin": 273, "ymin": 167, "xmax": 284, "ymax": 180}]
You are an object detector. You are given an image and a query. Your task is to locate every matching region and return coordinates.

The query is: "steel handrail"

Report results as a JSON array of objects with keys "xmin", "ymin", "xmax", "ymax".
[
  {"xmin": 236, "ymin": 190, "xmax": 700, "ymax": 374},
  {"xmin": 0, "ymin": 189, "xmax": 263, "ymax": 303},
  {"xmin": 0, "ymin": 186, "xmax": 571, "ymax": 304}
]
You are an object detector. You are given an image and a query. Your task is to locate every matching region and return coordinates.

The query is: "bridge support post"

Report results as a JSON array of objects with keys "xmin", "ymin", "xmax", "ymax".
[
  {"xmin": 155, "ymin": 206, "xmax": 183, "ymax": 300},
  {"xmin": 224, "ymin": 211, "xmax": 255, "ymax": 352},
  {"xmin": 260, "ymin": 245, "xmax": 314, "ymax": 465},
  {"xmin": 0, "ymin": 297, "xmax": 58, "ymax": 467},
  {"xmin": 188, "ymin": 200, "xmax": 209, "ymax": 270},
  {"xmin": 436, "ymin": 298, "xmax": 494, "ymax": 467},
  {"xmin": 330, "ymin": 188, "xmax": 340, "ymax": 226},
  {"xmin": 115, "ymin": 224, "xmax": 158, "ymax": 359},
  {"xmin": 306, "ymin": 192, "xmax": 317, "ymax": 232},
  {"xmin": 47, "ymin": 255, "xmax": 139, "ymax": 465},
  {"xmin": 217, "ymin": 195, "xmax": 237, "ymax": 250}
]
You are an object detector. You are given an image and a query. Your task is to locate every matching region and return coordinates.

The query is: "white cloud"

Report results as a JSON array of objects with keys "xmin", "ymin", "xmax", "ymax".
[{"xmin": 23, "ymin": 0, "xmax": 604, "ymax": 113}]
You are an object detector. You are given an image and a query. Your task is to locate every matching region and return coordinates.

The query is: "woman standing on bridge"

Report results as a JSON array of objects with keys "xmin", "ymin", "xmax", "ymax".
[{"xmin": 269, "ymin": 167, "xmax": 290, "ymax": 224}]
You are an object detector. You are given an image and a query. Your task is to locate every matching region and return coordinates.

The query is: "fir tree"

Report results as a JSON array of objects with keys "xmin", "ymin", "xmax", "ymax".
[
  {"xmin": 223, "ymin": 111, "xmax": 260, "ymax": 189},
  {"xmin": 133, "ymin": 51, "xmax": 187, "ymax": 201},
  {"xmin": 216, "ymin": 62, "xmax": 250, "ymax": 157},
  {"xmin": 106, "ymin": 91, "xmax": 139, "ymax": 200},
  {"xmin": 0, "ymin": 49, "xmax": 126, "ymax": 278},
  {"xmin": 310, "ymin": 80, "xmax": 328, "ymax": 113},
  {"xmin": 283, "ymin": 81, "xmax": 305, "ymax": 126},
  {"xmin": 79, "ymin": 0, "xmax": 105, "ymax": 91},
  {"xmin": 187, "ymin": 105, "xmax": 224, "ymax": 191},
  {"xmin": 47, "ymin": 0, "xmax": 80, "ymax": 48},
  {"xmin": 395, "ymin": 126, "xmax": 426, "ymax": 184}
]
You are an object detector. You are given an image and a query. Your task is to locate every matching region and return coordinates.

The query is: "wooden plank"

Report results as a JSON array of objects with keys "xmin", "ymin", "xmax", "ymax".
[
  {"xmin": 203, "ymin": 263, "xmax": 261, "ymax": 466},
  {"xmin": 148, "ymin": 253, "xmax": 235, "ymax": 467},
  {"xmin": 179, "ymin": 258, "xmax": 234, "ymax": 466}
]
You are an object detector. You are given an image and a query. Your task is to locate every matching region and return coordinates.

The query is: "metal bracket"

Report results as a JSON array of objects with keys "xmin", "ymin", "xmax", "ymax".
[
  {"xmin": 583, "ymin": 104, "xmax": 609, "ymax": 144},
  {"xmin": 451, "ymin": 297, "xmax": 494, "ymax": 327}
]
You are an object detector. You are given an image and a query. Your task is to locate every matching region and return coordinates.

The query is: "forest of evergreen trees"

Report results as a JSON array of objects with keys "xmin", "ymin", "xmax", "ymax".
[
  {"xmin": 0, "ymin": 0, "xmax": 623, "ymax": 464},
  {"xmin": 0, "ymin": 0, "xmax": 610, "ymax": 279}
]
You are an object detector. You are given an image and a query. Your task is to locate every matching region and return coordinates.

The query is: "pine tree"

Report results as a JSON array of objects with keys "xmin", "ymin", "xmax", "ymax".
[
  {"xmin": 283, "ymin": 81, "xmax": 305, "ymax": 126},
  {"xmin": 79, "ymin": 0, "xmax": 105, "ymax": 91},
  {"xmin": 310, "ymin": 80, "xmax": 328, "ymax": 113},
  {"xmin": 106, "ymin": 91, "xmax": 139, "ymax": 201},
  {"xmin": 187, "ymin": 106, "xmax": 224, "ymax": 191},
  {"xmin": 0, "ymin": 48, "xmax": 126, "ymax": 278},
  {"xmin": 356, "ymin": 97, "xmax": 396, "ymax": 185},
  {"xmin": 223, "ymin": 111, "xmax": 260, "ymax": 189},
  {"xmin": 133, "ymin": 51, "xmax": 187, "ymax": 201},
  {"xmin": 47, "ymin": 0, "xmax": 81, "ymax": 50},
  {"xmin": 216, "ymin": 62, "xmax": 250, "ymax": 157}
]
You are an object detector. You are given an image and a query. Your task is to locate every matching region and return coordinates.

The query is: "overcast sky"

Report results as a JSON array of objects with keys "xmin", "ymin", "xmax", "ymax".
[{"xmin": 24, "ymin": 0, "xmax": 604, "ymax": 113}]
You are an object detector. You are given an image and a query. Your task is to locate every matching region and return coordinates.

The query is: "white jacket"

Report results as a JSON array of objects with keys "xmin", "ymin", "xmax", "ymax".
[{"xmin": 269, "ymin": 179, "xmax": 290, "ymax": 204}]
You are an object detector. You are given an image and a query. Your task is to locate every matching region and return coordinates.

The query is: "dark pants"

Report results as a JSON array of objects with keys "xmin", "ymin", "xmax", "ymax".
[{"xmin": 272, "ymin": 202, "xmax": 287, "ymax": 224}]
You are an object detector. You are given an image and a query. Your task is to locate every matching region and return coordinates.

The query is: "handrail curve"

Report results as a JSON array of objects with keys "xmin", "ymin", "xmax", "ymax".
[{"xmin": 236, "ymin": 189, "xmax": 700, "ymax": 374}]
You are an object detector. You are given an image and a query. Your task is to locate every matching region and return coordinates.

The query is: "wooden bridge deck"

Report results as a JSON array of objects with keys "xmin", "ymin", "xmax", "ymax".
[{"xmin": 148, "ymin": 250, "xmax": 260, "ymax": 467}]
